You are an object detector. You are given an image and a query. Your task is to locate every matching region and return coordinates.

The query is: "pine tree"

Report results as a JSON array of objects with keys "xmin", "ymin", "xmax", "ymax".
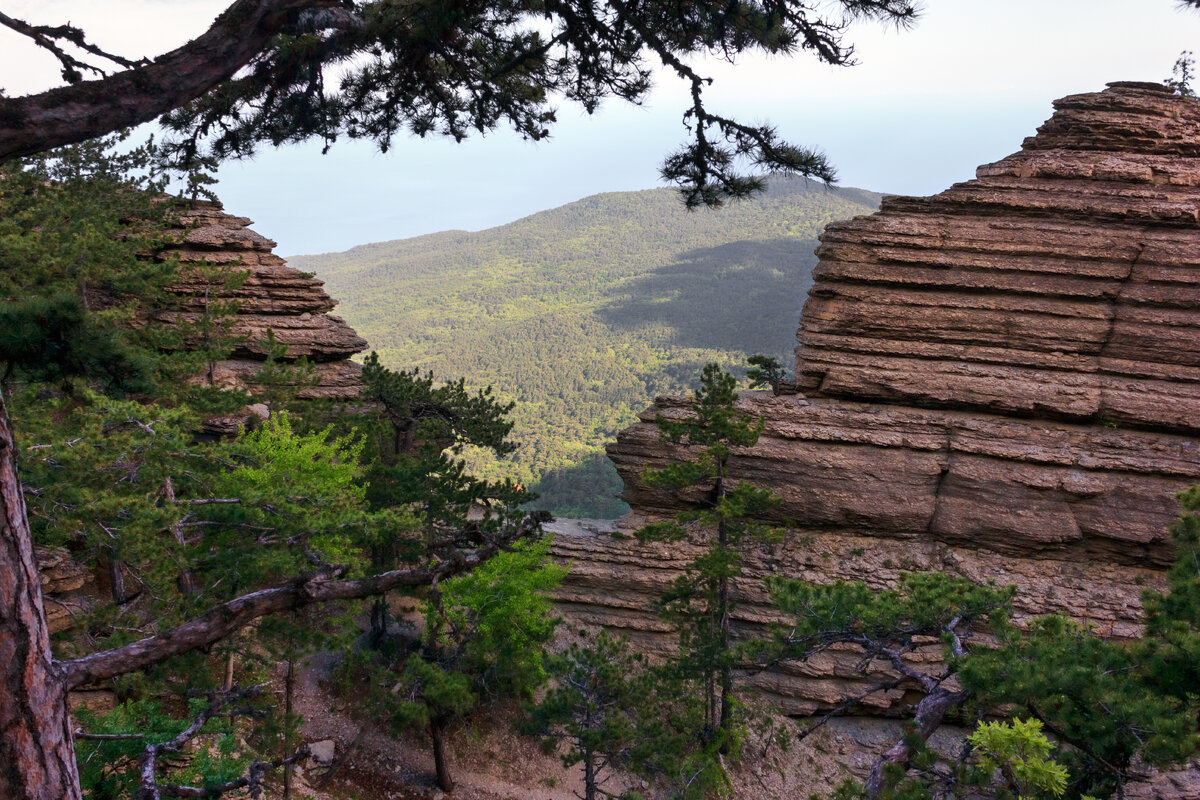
[
  {"xmin": 344, "ymin": 537, "xmax": 565, "ymax": 792},
  {"xmin": 0, "ymin": 140, "xmax": 546, "ymax": 800},
  {"xmin": 637, "ymin": 363, "xmax": 782, "ymax": 752},
  {"xmin": 523, "ymin": 631, "xmax": 651, "ymax": 800}
]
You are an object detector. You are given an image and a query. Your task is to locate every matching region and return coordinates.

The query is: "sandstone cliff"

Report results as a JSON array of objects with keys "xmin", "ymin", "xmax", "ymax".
[
  {"xmin": 154, "ymin": 202, "xmax": 367, "ymax": 403},
  {"xmin": 36, "ymin": 202, "xmax": 369, "ymax": 626},
  {"xmin": 553, "ymin": 82, "xmax": 1200, "ymax": 716}
]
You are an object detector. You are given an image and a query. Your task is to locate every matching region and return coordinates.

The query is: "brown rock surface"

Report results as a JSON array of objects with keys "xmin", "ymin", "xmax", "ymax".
[
  {"xmin": 34, "ymin": 546, "xmax": 93, "ymax": 635},
  {"xmin": 554, "ymin": 83, "xmax": 1200, "ymax": 726},
  {"xmin": 155, "ymin": 202, "xmax": 367, "ymax": 399}
]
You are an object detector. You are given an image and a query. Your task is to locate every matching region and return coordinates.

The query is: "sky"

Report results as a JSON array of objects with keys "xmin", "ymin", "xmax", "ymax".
[{"xmin": 4, "ymin": 1, "xmax": 1200, "ymax": 255}]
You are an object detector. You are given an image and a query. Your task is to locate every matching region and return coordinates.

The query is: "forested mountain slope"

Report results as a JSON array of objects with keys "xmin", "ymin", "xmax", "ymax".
[{"xmin": 291, "ymin": 178, "xmax": 880, "ymax": 516}]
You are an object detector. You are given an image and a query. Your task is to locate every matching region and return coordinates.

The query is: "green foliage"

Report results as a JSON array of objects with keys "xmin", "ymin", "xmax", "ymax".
[
  {"xmin": 252, "ymin": 327, "xmax": 318, "ymax": 412},
  {"xmin": 959, "ymin": 524, "xmax": 1200, "ymax": 800},
  {"xmin": 211, "ymin": 411, "xmax": 369, "ymax": 576},
  {"xmin": 345, "ymin": 537, "xmax": 564, "ymax": 789},
  {"xmin": 523, "ymin": 631, "xmax": 650, "ymax": 799},
  {"xmin": 140, "ymin": 1, "xmax": 917, "ymax": 208},
  {"xmin": 767, "ymin": 572, "xmax": 1013, "ymax": 645},
  {"xmin": 771, "ymin": 497, "xmax": 1200, "ymax": 800},
  {"xmin": 1166, "ymin": 51, "xmax": 1196, "ymax": 97},
  {"xmin": 523, "ymin": 629, "xmax": 739, "ymax": 800},
  {"xmin": 637, "ymin": 363, "xmax": 782, "ymax": 768},
  {"xmin": 354, "ymin": 352, "xmax": 531, "ymax": 645},
  {"xmin": 0, "ymin": 133, "xmax": 177, "ymax": 392},
  {"xmin": 5, "ymin": 134, "xmax": 548, "ymax": 798},
  {"xmin": 427, "ymin": 535, "xmax": 566, "ymax": 697},
  {"xmin": 73, "ymin": 694, "xmax": 266, "ymax": 800},
  {"xmin": 746, "ymin": 354, "xmax": 790, "ymax": 394},
  {"xmin": 968, "ymin": 719, "xmax": 1068, "ymax": 800},
  {"xmin": 292, "ymin": 180, "xmax": 879, "ymax": 515}
]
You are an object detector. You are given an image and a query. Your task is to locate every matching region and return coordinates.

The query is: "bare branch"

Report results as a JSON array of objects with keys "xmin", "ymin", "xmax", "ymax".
[
  {"xmin": 134, "ymin": 685, "xmax": 305, "ymax": 800},
  {"xmin": 60, "ymin": 513, "xmax": 547, "ymax": 689},
  {"xmin": 0, "ymin": 11, "xmax": 145, "ymax": 83}
]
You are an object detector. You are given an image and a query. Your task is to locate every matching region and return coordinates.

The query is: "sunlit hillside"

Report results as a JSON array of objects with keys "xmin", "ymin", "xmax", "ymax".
[{"xmin": 291, "ymin": 178, "xmax": 880, "ymax": 516}]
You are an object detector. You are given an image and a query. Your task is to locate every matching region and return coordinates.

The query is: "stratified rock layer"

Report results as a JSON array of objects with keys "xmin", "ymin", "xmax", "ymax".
[
  {"xmin": 556, "ymin": 83, "xmax": 1200, "ymax": 719},
  {"xmin": 155, "ymin": 202, "xmax": 367, "ymax": 400}
]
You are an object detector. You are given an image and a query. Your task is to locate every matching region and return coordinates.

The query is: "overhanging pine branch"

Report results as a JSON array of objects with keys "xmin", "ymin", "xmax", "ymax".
[{"xmin": 0, "ymin": 0, "xmax": 347, "ymax": 163}]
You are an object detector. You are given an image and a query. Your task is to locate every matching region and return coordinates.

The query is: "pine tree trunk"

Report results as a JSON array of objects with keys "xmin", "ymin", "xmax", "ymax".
[
  {"xmin": 583, "ymin": 754, "xmax": 597, "ymax": 800},
  {"xmin": 430, "ymin": 716, "xmax": 455, "ymax": 793},
  {"xmin": 107, "ymin": 547, "xmax": 130, "ymax": 604},
  {"xmin": 715, "ymin": 475, "xmax": 733, "ymax": 749},
  {"xmin": 0, "ymin": 391, "xmax": 82, "ymax": 800},
  {"xmin": 284, "ymin": 657, "xmax": 295, "ymax": 800},
  {"xmin": 370, "ymin": 594, "xmax": 388, "ymax": 647}
]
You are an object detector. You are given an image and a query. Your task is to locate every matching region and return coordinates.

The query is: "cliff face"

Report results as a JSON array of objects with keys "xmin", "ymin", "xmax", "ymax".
[
  {"xmin": 554, "ymin": 82, "xmax": 1200, "ymax": 715},
  {"xmin": 37, "ymin": 203, "xmax": 370, "ymax": 627},
  {"xmin": 153, "ymin": 202, "xmax": 367, "ymax": 402}
]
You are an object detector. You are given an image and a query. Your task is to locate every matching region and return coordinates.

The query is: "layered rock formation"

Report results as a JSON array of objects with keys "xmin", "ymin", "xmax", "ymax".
[
  {"xmin": 553, "ymin": 82, "xmax": 1200, "ymax": 715},
  {"xmin": 37, "ymin": 203, "xmax": 370, "ymax": 628},
  {"xmin": 153, "ymin": 202, "xmax": 367, "ymax": 401}
]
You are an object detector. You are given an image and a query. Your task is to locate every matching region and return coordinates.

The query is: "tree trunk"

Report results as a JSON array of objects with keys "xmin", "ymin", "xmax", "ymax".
[
  {"xmin": 430, "ymin": 716, "xmax": 455, "ymax": 793},
  {"xmin": 284, "ymin": 657, "xmax": 295, "ymax": 800},
  {"xmin": 864, "ymin": 687, "xmax": 967, "ymax": 798},
  {"xmin": 107, "ymin": 546, "xmax": 130, "ymax": 604},
  {"xmin": 370, "ymin": 594, "xmax": 388, "ymax": 647},
  {"xmin": 162, "ymin": 477, "xmax": 197, "ymax": 596},
  {"xmin": 0, "ymin": 391, "xmax": 82, "ymax": 800},
  {"xmin": 715, "ymin": 475, "xmax": 733, "ymax": 750},
  {"xmin": 583, "ymin": 754, "xmax": 597, "ymax": 800}
]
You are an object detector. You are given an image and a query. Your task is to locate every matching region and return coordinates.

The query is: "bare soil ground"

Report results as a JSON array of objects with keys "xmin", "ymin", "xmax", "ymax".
[{"xmin": 283, "ymin": 651, "xmax": 908, "ymax": 800}]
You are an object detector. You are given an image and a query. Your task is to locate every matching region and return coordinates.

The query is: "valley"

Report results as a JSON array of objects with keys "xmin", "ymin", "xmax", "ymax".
[{"xmin": 291, "ymin": 179, "xmax": 880, "ymax": 516}]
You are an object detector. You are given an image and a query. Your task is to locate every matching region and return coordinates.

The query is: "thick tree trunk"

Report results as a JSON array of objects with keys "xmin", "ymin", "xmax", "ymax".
[
  {"xmin": 430, "ymin": 716, "xmax": 455, "ymax": 793},
  {"xmin": 0, "ymin": 392, "xmax": 82, "ymax": 800},
  {"xmin": 0, "ymin": 0, "xmax": 338, "ymax": 163},
  {"xmin": 583, "ymin": 755, "xmax": 597, "ymax": 800}
]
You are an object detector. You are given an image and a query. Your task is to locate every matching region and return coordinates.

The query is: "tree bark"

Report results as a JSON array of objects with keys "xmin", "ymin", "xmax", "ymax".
[
  {"xmin": 864, "ymin": 687, "xmax": 967, "ymax": 798},
  {"xmin": 430, "ymin": 716, "xmax": 455, "ymax": 793},
  {"xmin": 583, "ymin": 754, "xmax": 597, "ymax": 800},
  {"xmin": 0, "ymin": 391, "xmax": 81, "ymax": 800},
  {"xmin": 0, "ymin": 0, "xmax": 333, "ymax": 163},
  {"xmin": 284, "ymin": 657, "xmax": 295, "ymax": 800}
]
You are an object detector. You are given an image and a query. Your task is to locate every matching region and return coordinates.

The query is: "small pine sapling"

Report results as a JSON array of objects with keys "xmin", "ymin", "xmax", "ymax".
[
  {"xmin": 637, "ymin": 363, "xmax": 783, "ymax": 754},
  {"xmin": 745, "ymin": 354, "xmax": 791, "ymax": 396}
]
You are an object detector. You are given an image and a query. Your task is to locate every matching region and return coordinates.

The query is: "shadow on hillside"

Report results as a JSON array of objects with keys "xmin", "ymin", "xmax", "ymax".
[
  {"xmin": 597, "ymin": 238, "xmax": 820, "ymax": 356},
  {"xmin": 529, "ymin": 452, "xmax": 628, "ymax": 519}
]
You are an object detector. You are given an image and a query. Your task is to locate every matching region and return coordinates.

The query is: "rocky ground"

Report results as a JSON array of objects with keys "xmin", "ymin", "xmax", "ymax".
[{"xmin": 283, "ymin": 649, "xmax": 965, "ymax": 800}]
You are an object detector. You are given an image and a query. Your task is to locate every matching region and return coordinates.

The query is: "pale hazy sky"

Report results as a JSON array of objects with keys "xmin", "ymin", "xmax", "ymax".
[{"xmin": 4, "ymin": 1, "xmax": 1200, "ymax": 254}]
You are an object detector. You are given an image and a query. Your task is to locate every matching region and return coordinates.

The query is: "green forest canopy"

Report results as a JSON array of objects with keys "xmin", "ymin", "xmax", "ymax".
[{"xmin": 291, "ymin": 177, "xmax": 880, "ymax": 517}]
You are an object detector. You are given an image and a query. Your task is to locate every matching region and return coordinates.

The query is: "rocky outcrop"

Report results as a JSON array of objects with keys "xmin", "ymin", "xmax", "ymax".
[
  {"xmin": 35, "ymin": 546, "xmax": 93, "ymax": 635},
  {"xmin": 39, "ymin": 203, "xmax": 371, "ymax": 632},
  {"xmin": 154, "ymin": 202, "xmax": 367, "ymax": 400},
  {"xmin": 553, "ymin": 83, "xmax": 1200, "ymax": 717}
]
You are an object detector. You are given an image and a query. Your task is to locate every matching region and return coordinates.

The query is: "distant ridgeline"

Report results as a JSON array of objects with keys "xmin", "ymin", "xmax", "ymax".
[{"xmin": 291, "ymin": 178, "xmax": 880, "ymax": 516}]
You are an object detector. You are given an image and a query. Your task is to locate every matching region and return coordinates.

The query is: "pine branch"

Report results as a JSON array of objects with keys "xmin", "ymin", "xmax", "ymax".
[{"xmin": 60, "ymin": 513, "xmax": 546, "ymax": 689}]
